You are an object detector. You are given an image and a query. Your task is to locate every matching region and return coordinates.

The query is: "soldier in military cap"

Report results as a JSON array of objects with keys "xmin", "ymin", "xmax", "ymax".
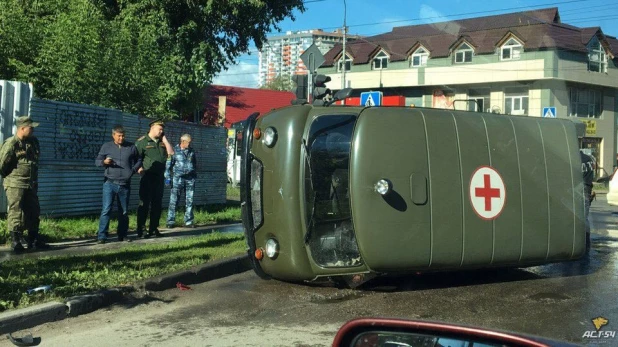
[
  {"xmin": 0, "ymin": 116, "xmax": 48, "ymax": 252},
  {"xmin": 135, "ymin": 119, "xmax": 174, "ymax": 237}
]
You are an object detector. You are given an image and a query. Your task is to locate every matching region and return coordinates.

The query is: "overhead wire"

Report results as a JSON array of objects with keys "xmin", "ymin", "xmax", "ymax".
[
  {"xmin": 223, "ymin": 1, "xmax": 618, "ymax": 56},
  {"xmin": 296, "ymin": 0, "xmax": 593, "ymax": 31},
  {"xmin": 217, "ymin": 0, "xmax": 617, "ymax": 85}
]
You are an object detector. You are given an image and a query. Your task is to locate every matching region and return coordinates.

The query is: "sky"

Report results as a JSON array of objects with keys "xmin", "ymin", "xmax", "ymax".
[{"xmin": 212, "ymin": 0, "xmax": 618, "ymax": 88}]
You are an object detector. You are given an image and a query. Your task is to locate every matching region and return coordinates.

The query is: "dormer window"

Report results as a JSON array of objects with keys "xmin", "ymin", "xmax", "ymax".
[
  {"xmin": 454, "ymin": 43, "xmax": 473, "ymax": 63},
  {"xmin": 501, "ymin": 38, "xmax": 523, "ymax": 60},
  {"xmin": 588, "ymin": 37, "xmax": 608, "ymax": 73},
  {"xmin": 373, "ymin": 51, "xmax": 389, "ymax": 70},
  {"xmin": 410, "ymin": 47, "xmax": 428, "ymax": 67},
  {"xmin": 338, "ymin": 53, "xmax": 352, "ymax": 72}
]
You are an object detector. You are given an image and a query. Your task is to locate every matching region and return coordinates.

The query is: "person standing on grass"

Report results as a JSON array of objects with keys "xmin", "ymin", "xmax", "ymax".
[
  {"xmin": 135, "ymin": 119, "xmax": 174, "ymax": 238},
  {"xmin": 165, "ymin": 134, "xmax": 197, "ymax": 228},
  {"xmin": 95, "ymin": 125, "xmax": 142, "ymax": 244},
  {"xmin": 0, "ymin": 116, "xmax": 48, "ymax": 253}
]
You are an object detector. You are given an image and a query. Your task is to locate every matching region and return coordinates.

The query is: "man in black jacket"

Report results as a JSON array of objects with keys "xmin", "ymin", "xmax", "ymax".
[{"xmin": 95, "ymin": 125, "xmax": 142, "ymax": 243}]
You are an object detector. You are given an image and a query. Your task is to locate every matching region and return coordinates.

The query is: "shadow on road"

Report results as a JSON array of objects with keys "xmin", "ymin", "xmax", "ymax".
[
  {"xmin": 360, "ymin": 238, "xmax": 612, "ymax": 293},
  {"xmin": 118, "ymin": 293, "xmax": 176, "ymax": 310}
]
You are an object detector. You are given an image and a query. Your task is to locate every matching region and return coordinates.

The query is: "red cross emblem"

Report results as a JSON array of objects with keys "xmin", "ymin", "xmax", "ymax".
[{"xmin": 469, "ymin": 166, "xmax": 506, "ymax": 220}]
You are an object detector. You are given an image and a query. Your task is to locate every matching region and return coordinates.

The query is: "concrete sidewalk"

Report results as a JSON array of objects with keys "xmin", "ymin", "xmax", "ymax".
[{"xmin": 0, "ymin": 222, "xmax": 252, "ymax": 334}]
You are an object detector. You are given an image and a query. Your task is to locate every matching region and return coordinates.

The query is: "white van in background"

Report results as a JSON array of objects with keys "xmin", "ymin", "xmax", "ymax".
[{"xmin": 227, "ymin": 120, "xmax": 246, "ymax": 186}]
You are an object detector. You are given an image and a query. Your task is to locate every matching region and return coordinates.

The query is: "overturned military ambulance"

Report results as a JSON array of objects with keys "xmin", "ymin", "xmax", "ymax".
[{"xmin": 240, "ymin": 104, "xmax": 586, "ymax": 286}]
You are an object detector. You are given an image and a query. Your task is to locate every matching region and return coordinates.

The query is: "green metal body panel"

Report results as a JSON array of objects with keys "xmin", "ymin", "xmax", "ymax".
[
  {"xmin": 251, "ymin": 105, "xmax": 371, "ymax": 281},
  {"xmin": 349, "ymin": 108, "xmax": 585, "ymax": 273},
  {"xmin": 244, "ymin": 105, "xmax": 586, "ymax": 282},
  {"xmin": 249, "ymin": 105, "xmax": 314, "ymax": 281}
]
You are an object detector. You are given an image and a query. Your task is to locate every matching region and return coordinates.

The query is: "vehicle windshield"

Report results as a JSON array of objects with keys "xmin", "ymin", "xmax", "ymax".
[
  {"xmin": 305, "ymin": 115, "xmax": 355, "ymax": 220},
  {"xmin": 304, "ymin": 114, "xmax": 361, "ymax": 267}
]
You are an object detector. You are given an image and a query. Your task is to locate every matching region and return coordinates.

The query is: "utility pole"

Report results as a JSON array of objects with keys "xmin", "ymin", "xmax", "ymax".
[{"xmin": 342, "ymin": 0, "xmax": 347, "ymax": 90}]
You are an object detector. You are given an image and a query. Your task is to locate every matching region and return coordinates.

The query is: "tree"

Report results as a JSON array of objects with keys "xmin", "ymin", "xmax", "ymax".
[
  {"xmin": 0, "ymin": 0, "xmax": 305, "ymax": 120},
  {"xmin": 260, "ymin": 74, "xmax": 293, "ymax": 92}
]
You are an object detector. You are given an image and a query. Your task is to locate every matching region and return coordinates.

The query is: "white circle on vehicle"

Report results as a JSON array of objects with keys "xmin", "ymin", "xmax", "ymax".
[{"xmin": 469, "ymin": 166, "xmax": 506, "ymax": 220}]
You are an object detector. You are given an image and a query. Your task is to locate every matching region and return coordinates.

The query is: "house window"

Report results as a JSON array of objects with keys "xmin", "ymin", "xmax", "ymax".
[
  {"xmin": 501, "ymin": 38, "xmax": 523, "ymax": 60},
  {"xmin": 504, "ymin": 88, "xmax": 529, "ymax": 115},
  {"xmin": 455, "ymin": 43, "xmax": 473, "ymax": 63},
  {"xmin": 338, "ymin": 54, "xmax": 352, "ymax": 72},
  {"xmin": 588, "ymin": 37, "xmax": 607, "ymax": 73},
  {"xmin": 569, "ymin": 88, "xmax": 602, "ymax": 118},
  {"xmin": 411, "ymin": 47, "xmax": 428, "ymax": 67},
  {"xmin": 373, "ymin": 51, "xmax": 389, "ymax": 70}
]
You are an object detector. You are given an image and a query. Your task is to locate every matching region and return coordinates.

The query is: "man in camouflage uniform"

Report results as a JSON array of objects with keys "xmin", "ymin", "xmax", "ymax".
[
  {"xmin": 0, "ymin": 116, "xmax": 48, "ymax": 252},
  {"xmin": 165, "ymin": 134, "xmax": 197, "ymax": 228},
  {"xmin": 135, "ymin": 119, "xmax": 173, "ymax": 238}
]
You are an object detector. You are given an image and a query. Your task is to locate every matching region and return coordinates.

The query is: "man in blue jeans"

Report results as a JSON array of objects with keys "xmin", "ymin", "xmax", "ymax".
[{"xmin": 95, "ymin": 125, "xmax": 142, "ymax": 243}]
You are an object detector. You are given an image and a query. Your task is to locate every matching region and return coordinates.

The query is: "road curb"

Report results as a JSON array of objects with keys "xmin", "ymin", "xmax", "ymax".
[
  {"xmin": 65, "ymin": 287, "xmax": 131, "ymax": 317},
  {"xmin": 140, "ymin": 254, "xmax": 251, "ymax": 291},
  {"xmin": 0, "ymin": 302, "xmax": 67, "ymax": 335},
  {"xmin": 0, "ymin": 254, "xmax": 251, "ymax": 334}
]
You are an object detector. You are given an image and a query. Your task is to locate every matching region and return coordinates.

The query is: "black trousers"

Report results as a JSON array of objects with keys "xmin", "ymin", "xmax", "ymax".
[{"xmin": 137, "ymin": 173, "xmax": 164, "ymax": 233}]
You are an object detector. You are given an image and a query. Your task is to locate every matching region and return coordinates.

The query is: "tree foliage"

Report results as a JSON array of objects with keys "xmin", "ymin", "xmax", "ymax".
[
  {"xmin": 260, "ymin": 74, "xmax": 293, "ymax": 92},
  {"xmin": 0, "ymin": 0, "xmax": 305, "ymax": 119}
]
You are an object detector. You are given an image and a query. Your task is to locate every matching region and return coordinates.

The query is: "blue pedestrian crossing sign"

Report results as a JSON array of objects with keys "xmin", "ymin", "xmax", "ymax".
[
  {"xmin": 360, "ymin": 91, "xmax": 382, "ymax": 106},
  {"xmin": 542, "ymin": 107, "xmax": 557, "ymax": 118}
]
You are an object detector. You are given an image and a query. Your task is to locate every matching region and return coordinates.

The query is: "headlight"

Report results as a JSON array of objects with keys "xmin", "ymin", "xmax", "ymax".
[
  {"xmin": 263, "ymin": 127, "xmax": 277, "ymax": 147},
  {"xmin": 374, "ymin": 179, "xmax": 392, "ymax": 196},
  {"xmin": 265, "ymin": 238, "xmax": 279, "ymax": 259}
]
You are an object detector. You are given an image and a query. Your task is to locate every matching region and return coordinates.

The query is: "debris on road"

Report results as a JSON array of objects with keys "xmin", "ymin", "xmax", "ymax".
[
  {"xmin": 176, "ymin": 282, "xmax": 191, "ymax": 291},
  {"xmin": 26, "ymin": 285, "xmax": 52, "ymax": 295}
]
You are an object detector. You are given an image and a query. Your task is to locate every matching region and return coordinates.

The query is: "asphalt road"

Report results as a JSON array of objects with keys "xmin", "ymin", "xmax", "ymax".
[{"xmin": 3, "ymin": 197, "xmax": 617, "ymax": 347}]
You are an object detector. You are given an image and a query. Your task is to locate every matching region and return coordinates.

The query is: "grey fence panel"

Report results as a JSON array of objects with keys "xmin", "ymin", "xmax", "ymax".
[{"xmin": 11, "ymin": 98, "xmax": 228, "ymax": 217}]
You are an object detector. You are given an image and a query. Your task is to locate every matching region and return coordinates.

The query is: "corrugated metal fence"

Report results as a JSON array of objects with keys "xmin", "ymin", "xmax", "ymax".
[{"xmin": 1, "ymin": 96, "xmax": 226, "ymax": 217}]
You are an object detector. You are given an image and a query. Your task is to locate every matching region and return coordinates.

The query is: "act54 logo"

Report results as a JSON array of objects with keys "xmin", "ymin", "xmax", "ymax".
[{"xmin": 583, "ymin": 317, "xmax": 616, "ymax": 339}]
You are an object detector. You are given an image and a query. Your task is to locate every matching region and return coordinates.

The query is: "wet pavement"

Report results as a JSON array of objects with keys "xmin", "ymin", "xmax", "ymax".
[
  {"xmin": 0, "ymin": 223, "xmax": 244, "ymax": 262},
  {"xmin": 5, "ymin": 195, "xmax": 618, "ymax": 346}
]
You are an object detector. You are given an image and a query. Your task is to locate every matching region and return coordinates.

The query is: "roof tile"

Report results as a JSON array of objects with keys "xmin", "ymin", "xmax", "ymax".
[
  {"xmin": 323, "ymin": 7, "xmax": 608, "ymax": 66},
  {"xmin": 202, "ymin": 85, "xmax": 295, "ymax": 128}
]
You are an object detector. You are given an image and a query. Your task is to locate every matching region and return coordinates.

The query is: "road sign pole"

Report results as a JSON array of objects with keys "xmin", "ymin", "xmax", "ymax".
[
  {"xmin": 308, "ymin": 70, "xmax": 313, "ymax": 103},
  {"xmin": 308, "ymin": 53, "xmax": 315, "ymax": 103}
]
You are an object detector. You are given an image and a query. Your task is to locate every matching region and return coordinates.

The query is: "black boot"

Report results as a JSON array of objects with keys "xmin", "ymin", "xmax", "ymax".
[
  {"xmin": 27, "ymin": 232, "xmax": 50, "ymax": 250},
  {"xmin": 11, "ymin": 232, "xmax": 25, "ymax": 253}
]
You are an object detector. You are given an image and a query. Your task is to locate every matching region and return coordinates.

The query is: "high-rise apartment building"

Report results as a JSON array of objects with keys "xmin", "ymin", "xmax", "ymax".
[{"xmin": 258, "ymin": 29, "xmax": 357, "ymax": 87}]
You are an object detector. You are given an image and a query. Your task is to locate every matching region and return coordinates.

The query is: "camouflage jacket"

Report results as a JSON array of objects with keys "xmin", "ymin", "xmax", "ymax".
[
  {"xmin": 165, "ymin": 144, "xmax": 197, "ymax": 180},
  {"xmin": 0, "ymin": 135, "xmax": 40, "ymax": 188}
]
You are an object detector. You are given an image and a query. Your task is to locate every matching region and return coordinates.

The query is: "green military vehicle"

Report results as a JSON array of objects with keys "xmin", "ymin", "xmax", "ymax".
[{"xmin": 240, "ymin": 93, "xmax": 586, "ymax": 287}]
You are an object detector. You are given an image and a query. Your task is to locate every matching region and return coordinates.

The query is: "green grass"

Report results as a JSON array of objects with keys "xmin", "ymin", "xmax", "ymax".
[
  {"xmin": 0, "ymin": 232, "xmax": 246, "ymax": 311},
  {"xmin": 0, "ymin": 204, "xmax": 241, "ymax": 244},
  {"xmin": 227, "ymin": 184, "xmax": 240, "ymax": 199}
]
